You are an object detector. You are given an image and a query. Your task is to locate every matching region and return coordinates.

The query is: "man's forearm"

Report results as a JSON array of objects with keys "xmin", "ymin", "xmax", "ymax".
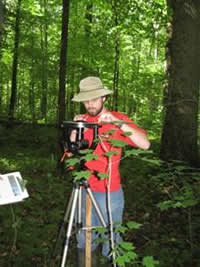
[{"xmin": 120, "ymin": 123, "xmax": 150, "ymax": 150}]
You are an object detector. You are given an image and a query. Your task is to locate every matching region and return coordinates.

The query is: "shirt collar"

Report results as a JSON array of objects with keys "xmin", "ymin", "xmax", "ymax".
[{"xmin": 87, "ymin": 107, "xmax": 107, "ymax": 122}]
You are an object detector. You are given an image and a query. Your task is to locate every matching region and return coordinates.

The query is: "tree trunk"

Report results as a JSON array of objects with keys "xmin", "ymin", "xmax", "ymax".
[
  {"xmin": 29, "ymin": 28, "xmax": 36, "ymax": 123},
  {"xmin": 8, "ymin": 0, "xmax": 22, "ymax": 120},
  {"xmin": 113, "ymin": 38, "xmax": 120, "ymax": 111},
  {"xmin": 40, "ymin": 0, "xmax": 48, "ymax": 121},
  {"xmin": 112, "ymin": 0, "xmax": 120, "ymax": 111},
  {"xmin": 0, "ymin": 1, "xmax": 6, "ymax": 112},
  {"xmin": 0, "ymin": 0, "xmax": 5, "ymax": 42},
  {"xmin": 57, "ymin": 0, "xmax": 70, "ymax": 125},
  {"xmin": 160, "ymin": 0, "xmax": 200, "ymax": 166}
]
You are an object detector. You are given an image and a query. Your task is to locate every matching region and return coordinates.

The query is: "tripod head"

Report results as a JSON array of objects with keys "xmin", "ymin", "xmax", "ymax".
[{"xmin": 61, "ymin": 120, "xmax": 101, "ymax": 155}]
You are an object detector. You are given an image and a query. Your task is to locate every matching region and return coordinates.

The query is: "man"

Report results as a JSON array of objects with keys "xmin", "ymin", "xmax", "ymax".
[{"xmin": 72, "ymin": 76, "xmax": 150, "ymax": 266}]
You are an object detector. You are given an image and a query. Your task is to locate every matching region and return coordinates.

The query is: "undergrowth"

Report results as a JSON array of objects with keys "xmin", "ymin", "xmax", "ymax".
[{"xmin": 0, "ymin": 123, "xmax": 200, "ymax": 266}]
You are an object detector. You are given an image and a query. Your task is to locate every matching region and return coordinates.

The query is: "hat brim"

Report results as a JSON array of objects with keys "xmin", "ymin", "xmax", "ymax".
[{"xmin": 72, "ymin": 88, "xmax": 113, "ymax": 102}]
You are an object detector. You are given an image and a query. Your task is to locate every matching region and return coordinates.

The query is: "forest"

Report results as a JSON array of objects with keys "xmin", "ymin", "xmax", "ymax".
[{"xmin": 0, "ymin": 0, "xmax": 200, "ymax": 266}]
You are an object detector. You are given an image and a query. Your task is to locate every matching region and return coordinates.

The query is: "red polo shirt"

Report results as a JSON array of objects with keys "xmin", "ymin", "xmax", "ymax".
[{"xmin": 80, "ymin": 111, "xmax": 146, "ymax": 192}]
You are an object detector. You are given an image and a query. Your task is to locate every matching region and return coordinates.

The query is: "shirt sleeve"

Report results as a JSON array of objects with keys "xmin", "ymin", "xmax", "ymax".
[{"xmin": 111, "ymin": 112, "xmax": 147, "ymax": 148}]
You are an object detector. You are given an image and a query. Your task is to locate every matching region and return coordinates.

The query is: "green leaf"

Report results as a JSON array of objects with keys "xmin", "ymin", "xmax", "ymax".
[
  {"xmin": 127, "ymin": 221, "xmax": 142, "ymax": 230},
  {"xmin": 97, "ymin": 173, "xmax": 109, "ymax": 179},
  {"xmin": 115, "ymin": 251, "xmax": 138, "ymax": 266},
  {"xmin": 124, "ymin": 150, "xmax": 141, "ymax": 157},
  {"xmin": 93, "ymin": 226, "xmax": 107, "ymax": 234},
  {"xmin": 79, "ymin": 149, "xmax": 93, "ymax": 154},
  {"xmin": 142, "ymin": 256, "xmax": 159, "ymax": 267},
  {"xmin": 119, "ymin": 242, "xmax": 135, "ymax": 251},
  {"xmin": 157, "ymin": 200, "xmax": 173, "ymax": 211},
  {"xmin": 66, "ymin": 158, "xmax": 80, "ymax": 166},
  {"xmin": 81, "ymin": 154, "xmax": 99, "ymax": 161},
  {"xmin": 72, "ymin": 170, "xmax": 91, "ymax": 181},
  {"xmin": 116, "ymin": 225, "xmax": 128, "ymax": 234},
  {"xmin": 104, "ymin": 129, "xmax": 117, "ymax": 135},
  {"xmin": 182, "ymin": 198, "xmax": 198, "ymax": 208},
  {"xmin": 105, "ymin": 150, "xmax": 119, "ymax": 158},
  {"xmin": 141, "ymin": 158, "xmax": 161, "ymax": 166},
  {"xmin": 109, "ymin": 139, "xmax": 127, "ymax": 147},
  {"xmin": 125, "ymin": 149, "xmax": 154, "ymax": 157},
  {"xmin": 115, "ymin": 255, "xmax": 127, "ymax": 266},
  {"xmin": 126, "ymin": 251, "xmax": 138, "ymax": 261},
  {"xmin": 122, "ymin": 131, "xmax": 132, "ymax": 136}
]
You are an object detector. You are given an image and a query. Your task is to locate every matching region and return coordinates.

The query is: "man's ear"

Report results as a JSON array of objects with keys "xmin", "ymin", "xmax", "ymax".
[{"xmin": 102, "ymin": 96, "xmax": 106, "ymax": 102}]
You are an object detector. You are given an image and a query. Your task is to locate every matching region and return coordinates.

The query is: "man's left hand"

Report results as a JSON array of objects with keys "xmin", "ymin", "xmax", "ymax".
[{"xmin": 98, "ymin": 112, "xmax": 118, "ymax": 124}]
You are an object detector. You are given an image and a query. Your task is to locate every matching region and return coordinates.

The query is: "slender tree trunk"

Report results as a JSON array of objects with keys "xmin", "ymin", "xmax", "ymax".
[
  {"xmin": 160, "ymin": 0, "xmax": 200, "ymax": 166},
  {"xmin": 29, "ymin": 27, "xmax": 36, "ymax": 123},
  {"xmin": 0, "ymin": 0, "xmax": 5, "ymax": 43},
  {"xmin": 112, "ymin": 0, "xmax": 120, "ymax": 111},
  {"xmin": 78, "ymin": 3, "xmax": 94, "ymax": 115},
  {"xmin": 113, "ymin": 38, "xmax": 120, "ymax": 111},
  {"xmin": 40, "ymin": 0, "xmax": 48, "ymax": 121},
  {"xmin": 8, "ymin": 0, "xmax": 22, "ymax": 120},
  {"xmin": 0, "ymin": 1, "xmax": 6, "ymax": 113},
  {"xmin": 57, "ymin": 0, "xmax": 70, "ymax": 125},
  {"xmin": 29, "ymin": 74, "xmax": 35, "ymax": 123},
  {"xmin": 85, "ymin": 3, "xmax": 93, "ymax": 38}
]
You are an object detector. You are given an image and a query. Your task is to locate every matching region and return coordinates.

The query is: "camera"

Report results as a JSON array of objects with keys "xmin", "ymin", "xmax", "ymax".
[{"xmin": 61, "ymin": 121, "xmax": 100, "ymax": 155}]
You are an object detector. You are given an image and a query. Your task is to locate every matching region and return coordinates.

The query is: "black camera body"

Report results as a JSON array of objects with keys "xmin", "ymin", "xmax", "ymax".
[{"xmin": 61, "ymin": 121, "xmax": 100, "ymax": 155}]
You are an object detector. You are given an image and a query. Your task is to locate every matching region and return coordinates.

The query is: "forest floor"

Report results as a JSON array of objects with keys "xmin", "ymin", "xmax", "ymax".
[{"xmin": 0, "ymin": 122, "xmax": 200, "ymax": 267}]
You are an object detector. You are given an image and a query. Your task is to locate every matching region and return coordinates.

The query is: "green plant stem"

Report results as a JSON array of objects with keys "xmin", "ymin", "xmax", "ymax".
[{"xmin": 9, "ymin": 205, "xmax": 18, "ymax": 262}]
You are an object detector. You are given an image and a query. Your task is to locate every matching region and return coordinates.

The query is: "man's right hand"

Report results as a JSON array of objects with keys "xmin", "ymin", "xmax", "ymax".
[
  {"xmin": 70, "ymin": 114, "xmax": 88, "ymax": 142},
  {"xmin": 74, "ymin": 114, "xmax": 88, "ymax": 121}
]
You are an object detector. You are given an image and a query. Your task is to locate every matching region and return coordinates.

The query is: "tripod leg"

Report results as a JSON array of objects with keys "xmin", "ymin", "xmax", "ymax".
[
  {"xmin": 61, "ymin": 188, "xmax": 79, "ymax": 267},
  {"xmin": 85, "ymin": 194, "xmax": 92, "ymax": 267},
  {"xmin": 86, "ymin": 187, "xmax": 107, "ymax": 227},
  {"xmin": 50, "ymin": 189, "xmax": 75, "ymax": 261},
  {"xmin": 77, "ymin": 186, "xmax": 82, "ymax": 226},
  {"xmin": 85, "ymin": 188, "xmax": 119, "ymax": 267}
]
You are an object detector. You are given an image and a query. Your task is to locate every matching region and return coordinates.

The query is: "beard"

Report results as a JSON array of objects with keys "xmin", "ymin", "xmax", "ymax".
[{"xmin": 87, "ymin": 103, "xmax": 104, "ymax": 116}]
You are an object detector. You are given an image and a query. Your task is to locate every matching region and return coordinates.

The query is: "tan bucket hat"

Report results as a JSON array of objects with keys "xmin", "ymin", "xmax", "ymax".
[{"xmin": 72, "ymin": 76, "xmax": 113, "ymax": 102}]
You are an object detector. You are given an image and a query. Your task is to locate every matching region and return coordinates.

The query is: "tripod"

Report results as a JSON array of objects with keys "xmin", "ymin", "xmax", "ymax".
[
  {"xmin": 51, "ymin": 178, "xmax": 107, "ymax": 267},
  {"xmin": 51, "ymin": 120, "xmax": 117, "ymax": 266}
]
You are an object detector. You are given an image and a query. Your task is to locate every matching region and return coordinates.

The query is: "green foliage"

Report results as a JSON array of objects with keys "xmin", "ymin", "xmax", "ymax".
[
  {"xmin": 65, "ymin": 157, "xmax": 80, "ymax": 167},
  {"xmin": 72, "ymin": 170, "xmax": 91, "ymax": 181},
  {"xmin": 154, "ymin": 161, "xmax": 200, "ymax": 211},
  {"xmin": 94, "ymin": 219, "xmax": 159, "ymax": 267},
  {"xmin": 0, "ymin": 0, "xmax": 168, "ymax": 125},
  {"xmin": 104, "ymin": 150, "xmax": 119, "ymax": 158},
  {"xmin": 2, "ymin": 124, "xmax": 200, "ymax": 266},
  {"xmin": 66, "ymin": 130, "xmax": 161, "ymax": 267},
  {"xmin": 65, "ymin": 152, "xmax": 99, "ymax": 170},
  {"xmin": 124, "ymin": 149, "xmax": 161, "ymax": 167},
  {"xmin": 104, "ymin": 129, "xmax": 118, "ymax": 135},
  {"xmin": 116, "ymin": 221, "xmax": 142, "ymax": 234},
  {"xmin": 115, "ymin": 242, "xmax": 138, "ymax": 266},
  {"xmin": 109, "ymin": 139, "xmax": 128, "ymax": 148},
  {"xmin": 142, "ymin": 256, "xmax": 159, "ymax": 267},
  {"xmin": 122, "ymin": 131, "xmax": 133, "ymax": 137},
  {"xmin": 97, "ymin": 172, "xmax": 109, "ymax": 179},
  {"xmin": 80, "ymin": 153, "xmax": 99, "ymax": 161},
  {"xmin": 126, "ymin": 221, "xmax": 142, "ymax": 230}
]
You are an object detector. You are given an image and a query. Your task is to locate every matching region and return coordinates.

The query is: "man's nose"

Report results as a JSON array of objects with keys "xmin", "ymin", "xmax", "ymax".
[{"xmin": 87, "ymin": 100, "xmax": 94, "ymax": 106}]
